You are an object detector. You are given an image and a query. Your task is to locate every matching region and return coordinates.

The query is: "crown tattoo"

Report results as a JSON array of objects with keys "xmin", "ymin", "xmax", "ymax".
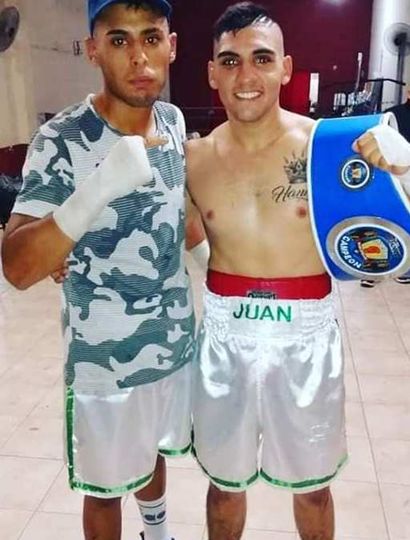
[{"xmin": 284, "ymin": 153, "xmax": 307, "ymax": 184}]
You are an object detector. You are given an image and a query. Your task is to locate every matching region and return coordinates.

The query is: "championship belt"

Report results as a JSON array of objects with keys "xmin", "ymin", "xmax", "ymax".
[{"xmin": 307, "ymin": 113, "xmax": 410, "ymax": 280}]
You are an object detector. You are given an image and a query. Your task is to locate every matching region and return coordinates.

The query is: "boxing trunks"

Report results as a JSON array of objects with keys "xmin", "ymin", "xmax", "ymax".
[{"xmin": 192, "ymin": 271, "xmax": 347, "ymax": 493}]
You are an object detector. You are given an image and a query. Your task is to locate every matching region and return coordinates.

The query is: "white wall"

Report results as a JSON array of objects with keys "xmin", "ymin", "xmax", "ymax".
[
  {"xmin": 0, "ymin": 0, "xmax": 37, "ymax": 146},
  {"xmin": 369, "ymin": 0, "xmax": 410, "ymax": 108},
  {"xmin": 27, "ymin": 0, "xmax": 101, "ymax": 116},
  {"xmin": 0, "ymin": 0, "xmax": 101, "ymax": 147}
]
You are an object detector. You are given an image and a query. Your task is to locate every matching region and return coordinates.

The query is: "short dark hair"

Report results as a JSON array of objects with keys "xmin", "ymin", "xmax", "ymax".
[
  {"xmin": 93, "ymin": 1, "xmax": 169, "ymax": 34},
  {"xmin": 213, "ymin": 2, "xmax": 274, "ymax": 42}
]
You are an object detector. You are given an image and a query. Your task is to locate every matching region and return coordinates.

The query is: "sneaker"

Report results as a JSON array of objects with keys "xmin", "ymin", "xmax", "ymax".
[
  {"xmin": 395, "ymin": 276, "xmax": 410, "ymax": 284},
  {"xmin": 360, "ymin": 279, "xmax": 376, "ymax": 288}
]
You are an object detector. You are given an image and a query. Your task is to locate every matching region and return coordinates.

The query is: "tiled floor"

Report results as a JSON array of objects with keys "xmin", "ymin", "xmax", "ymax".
[{"xmin": 1, "ymin": 242, "xmax": 410, "ymax": 539}]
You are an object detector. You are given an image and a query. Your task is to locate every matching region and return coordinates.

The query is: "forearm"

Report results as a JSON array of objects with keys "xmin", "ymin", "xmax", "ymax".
[
  {"xmin": 2, "ymin": 136, "xmax": 159, "ymax": 289},
  {"xmin": 186, "ymin": 214, "xmax": 207, "ymax": 251},
  {"xmin": 185, "ymin": 188, "xmax": 207, "ymax": 251},
  {"xmin": 2, "ymin": 214, "xmax": 74, "ymax": 290}
]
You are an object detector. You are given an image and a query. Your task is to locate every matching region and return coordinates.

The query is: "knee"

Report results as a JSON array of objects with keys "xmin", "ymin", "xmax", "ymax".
[
  {"xmin": 208, "ymin": 483, "xmax": 245, "ymax": 506},
  {"xmin": 295, "ymin": 487, "xmax": 331, "ymax": 509},
  {"xmin": 84, "ymin": 495, "xmax": 121, "ymax": 510}
]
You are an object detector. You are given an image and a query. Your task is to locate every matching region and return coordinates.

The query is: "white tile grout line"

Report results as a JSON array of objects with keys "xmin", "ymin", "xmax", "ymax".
[
  {"xmin": 16, "ymin": 462, "xmax": 66, "ymax": 540},
  {"xmin": 379, "ymin": 281, "xmax": 410, "ymax": 365},
  {"xmin": 335, "ymin": 281, "xmax": 369, "ymax": 433},
  {"xmin": 373, "ymin": 280, "xmax": 410, "ymax": 540},
  {"xmin": 2, "ymin": 272, "xmax": 406, "ymax": 539},
  {"xmin": 347, "ymin": 280, "xmax": 398, "ymax": 540},
  {"xmin": 334, "ymin": 281, "xmax": 391, "ymax": 538},
  {"xmin": 0, "ymin": 374, "xmax": 61, "ymax": 452}
]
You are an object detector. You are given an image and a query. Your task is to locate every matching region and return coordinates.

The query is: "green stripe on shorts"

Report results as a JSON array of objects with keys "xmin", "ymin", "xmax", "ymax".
[
  {"xmin": 65, "ymin": 386, "xmax": 154, "ymax": 497},
  {"xmin": 159, "ymin": 443, "xmax": 191, "ymax": 457},
  {"xmin": 260, "ymin": 455, "xmax": 349, "ymax": 491},
  {"xmin": 65, "ymin": 387, "xmax": 75, "ymax": 487},
  {"xmin": 192, "ymin": 440, "xmax": 348, "ymax": 492},
  {"xmin": 192, "ymin": 445, "xmax": 259, "ymax": 490}
]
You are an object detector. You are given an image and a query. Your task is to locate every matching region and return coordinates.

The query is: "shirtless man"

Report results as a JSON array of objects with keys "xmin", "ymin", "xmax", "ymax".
[{"xmin": 185, "ymin": 3, "xmax": 410, "ymax": 539}]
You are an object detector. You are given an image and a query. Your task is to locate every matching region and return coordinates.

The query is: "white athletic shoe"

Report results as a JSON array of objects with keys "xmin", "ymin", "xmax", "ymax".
[
  {"xmin": 139, "ymin": 534, "xmax": 175, "ymax": 540},
  {"xmin": 395, "ymin": 276, "xmax": 410, "ymax": 284},
  {"xmin": 360, "ymin": 279, "xmax": 376, "ymax": 288}
]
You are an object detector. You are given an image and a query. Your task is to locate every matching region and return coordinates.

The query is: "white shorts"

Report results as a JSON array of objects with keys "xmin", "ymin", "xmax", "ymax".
[
  {"xmin": 192, "ymin": 288, "xmax": 347, "ymax": 494},
  {"xmin": 64, "ymin": 361, "xmax": 192, "ymax": 498}
]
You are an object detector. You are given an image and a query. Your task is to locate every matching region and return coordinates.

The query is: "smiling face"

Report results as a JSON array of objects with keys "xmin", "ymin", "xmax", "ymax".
[
  {"xmin": 209, "ymin": 22, "xmax": 292, "ymax": 124},
  {"xmin": 86, "ymin": 3, "xmax": 176, "ymax": 108}
]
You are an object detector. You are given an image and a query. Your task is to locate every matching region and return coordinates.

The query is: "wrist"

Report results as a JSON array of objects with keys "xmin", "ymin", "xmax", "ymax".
[
  {"xmin": 53, "ymin": 171, "xmax": 107, "ymax": 241},
  {"xmin": 397, "ymin": 167, "xmax": 410, "ymax": 196}
]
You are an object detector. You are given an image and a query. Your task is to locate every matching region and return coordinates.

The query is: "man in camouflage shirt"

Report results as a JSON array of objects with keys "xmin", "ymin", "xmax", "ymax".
[{"xmin": 1, "ymin": 2, "xmax": 194, "ymax": 539}]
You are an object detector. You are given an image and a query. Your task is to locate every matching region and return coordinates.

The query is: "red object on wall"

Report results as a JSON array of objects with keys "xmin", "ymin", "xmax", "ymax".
[
  {"xmin": 0, "ymin": 144, "xmax": 28, "ymax": 176},
  {"xmin": 280, "ymin": 71, "xmax": 310, "ymax": 115}
]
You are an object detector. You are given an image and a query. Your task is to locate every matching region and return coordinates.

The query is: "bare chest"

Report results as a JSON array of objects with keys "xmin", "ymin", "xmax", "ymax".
[{"xmin": 193, "ymin": 157, "xmax": 310, "ymax": 230}]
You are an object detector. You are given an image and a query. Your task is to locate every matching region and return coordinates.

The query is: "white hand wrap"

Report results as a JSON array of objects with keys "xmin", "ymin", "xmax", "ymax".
[
  {"xmin": 367, "ymin": 124, "xmax": 410, "ymax": 195},
  {"xmin": 54, "ymin": 136, "xmax": 152, "ymax": 241},
  {"xmin": 189, "ymin": 239, "xmax": 210, "ymax": 270},
  {"xmin": 368, "ymin": 124, "xmax": 410, "ymax": 167}
]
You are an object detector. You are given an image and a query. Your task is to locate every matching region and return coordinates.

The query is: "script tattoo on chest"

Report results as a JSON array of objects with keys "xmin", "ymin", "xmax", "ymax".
[{"xmin": 272, "ymin": 152, "xmax": 308, "ymax": 204}]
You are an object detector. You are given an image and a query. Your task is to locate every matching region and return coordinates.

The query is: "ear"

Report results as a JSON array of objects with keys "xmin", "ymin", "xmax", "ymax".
[
  {"xmin": 281, "ymin": 55, "xmax": 293, "ymax": 87},
  {"xmin": 169, "ymin": 32, "xmax": 177, "ymax": 64},
  {"xmin": 208, "ymin": 60, "xmax": 218, "ymax": 90},
  {"xmin": 85, "ymin": 37, "xmax": 99, "ymax": 67}
]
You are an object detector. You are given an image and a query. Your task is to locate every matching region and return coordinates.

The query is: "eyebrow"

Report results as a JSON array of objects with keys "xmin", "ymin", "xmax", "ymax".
[
  {"xmin": 106, "ymin": 29, "xmax": 128, "ymax": 36},
  {"xmin": 217, "ymin": 48, "xmax": 277, "ymax": 60},
  {"xmin": 105, "ymin": 27, "xmax": 164, "ymax": 37},
  {"xmin": 253, "ymin": 48, "xmax": 276, "ymax": 56},
  {"xmin": 216, "ymin": 51, "xmax": 240, "ymax": 60}
]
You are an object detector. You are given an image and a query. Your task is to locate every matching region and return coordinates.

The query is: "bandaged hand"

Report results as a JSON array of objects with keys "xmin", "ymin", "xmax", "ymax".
[
  {"xmin": 352, "ymin": 124, "xmax": 410, "ymax": 194},
  {"xmin": 54, "ymin": 135, "xmax": 166, "ymax": 241}
]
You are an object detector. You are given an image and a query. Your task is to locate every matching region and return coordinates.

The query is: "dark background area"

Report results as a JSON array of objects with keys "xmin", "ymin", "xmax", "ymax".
[{"xmin": 170, "ymin": 0, "xmax": 374, "ymax": 129}]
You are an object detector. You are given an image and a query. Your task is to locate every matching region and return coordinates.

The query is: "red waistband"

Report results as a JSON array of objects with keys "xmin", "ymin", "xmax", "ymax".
[{"xmin": 207, "ymin": 270, "xmax": 332, "ymax": 300}]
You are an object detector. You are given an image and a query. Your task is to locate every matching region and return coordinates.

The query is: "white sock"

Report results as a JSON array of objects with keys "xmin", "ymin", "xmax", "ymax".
[{"xmin": 136, "ymin": 495, "xmax": 172, "ymax": 540}]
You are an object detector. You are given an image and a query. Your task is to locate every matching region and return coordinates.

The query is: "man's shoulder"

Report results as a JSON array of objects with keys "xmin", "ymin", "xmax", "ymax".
[
  {"xmin": 283, "ymin": 110, "xmax": 315, "ymax": 134},
  {"xmin": 33, "ymin": 98, "xmax": 98, "ymax": 144},
  {"xmin": 185, "ymin": 128, "xmax": 217, "ymax": 161},
  {"xmin": 385, "ymin": 103, "xmax": 402, "ymax": 113},
  {"xmin": 279, "ymin": 111, "xmax": 315, "ymax": 152},
  {"xmin": 42, "ymin": 100, "xmax": 89, "ymax": 132},
  {"xmin": 185, "ymin": 130, "xmax": 219, "ymax": 186},
  {"xmin": 31, "ymin": 97, "xmax": 109, "ymax": 159}
]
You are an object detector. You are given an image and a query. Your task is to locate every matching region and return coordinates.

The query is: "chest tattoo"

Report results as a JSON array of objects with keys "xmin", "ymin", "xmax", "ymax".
[{"xmin": 272, "ymin": 151, "xmax": 308, "ymax": 204}]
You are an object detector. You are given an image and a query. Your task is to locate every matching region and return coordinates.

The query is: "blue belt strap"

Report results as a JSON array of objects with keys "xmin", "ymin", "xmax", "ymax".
[{"xmin": 307, "ymin": 113, "xmax": 410, "ymax": 280}]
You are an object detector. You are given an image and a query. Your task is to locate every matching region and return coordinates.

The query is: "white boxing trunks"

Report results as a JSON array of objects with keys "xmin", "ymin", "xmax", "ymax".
[
  {"xmin": 192, "ymin": 271, "xmax": 347, "ymax": 493},
  {"xmin": 65, "ymin": 361, "xmax": 192, "ymax": 498}
]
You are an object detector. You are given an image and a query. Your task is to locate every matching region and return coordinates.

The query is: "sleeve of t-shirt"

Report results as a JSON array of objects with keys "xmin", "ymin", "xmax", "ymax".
[{"xmin": 12, "ymin": 128, "xmax": 75, "ymax": 219}]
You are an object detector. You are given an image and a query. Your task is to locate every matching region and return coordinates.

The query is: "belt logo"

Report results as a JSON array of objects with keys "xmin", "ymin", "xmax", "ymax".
[
  {"xmin": 232, "ymin": 303, "xmax": 292, "ymax": 322},
  {"xmin": 340, "ymin": 157, "xmax": 372, "ymax": 190},
  {"xmin": 336, "ymin": 224, "xmax": 406, "ymax": 274}
]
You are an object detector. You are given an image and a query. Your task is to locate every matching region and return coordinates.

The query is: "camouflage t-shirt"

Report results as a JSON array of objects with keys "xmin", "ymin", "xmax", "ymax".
[{"xmin": 14, "ymin": 95, "xmax": 195, "ymax": 393}]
